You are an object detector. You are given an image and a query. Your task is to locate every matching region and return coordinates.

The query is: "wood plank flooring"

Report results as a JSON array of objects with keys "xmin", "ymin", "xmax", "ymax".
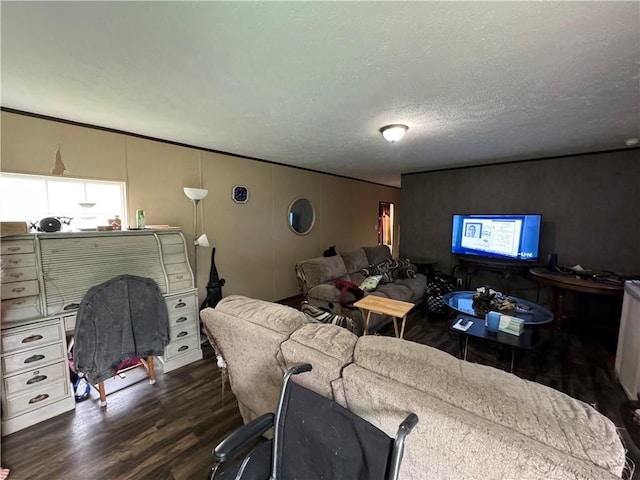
[{"xmin": 2, "ymin": 299, "xmax": 639, "ymax": 479}]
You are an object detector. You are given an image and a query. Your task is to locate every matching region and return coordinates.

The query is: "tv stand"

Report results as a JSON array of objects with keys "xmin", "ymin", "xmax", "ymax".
[{"xmin": 453, "ymin": 255, "xmax": 542, "ymax": 293}]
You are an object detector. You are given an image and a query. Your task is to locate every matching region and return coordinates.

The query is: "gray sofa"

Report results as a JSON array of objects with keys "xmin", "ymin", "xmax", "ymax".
[
  {"xmin": 201, "ymin": 295, "xmax": 628, "ymax": 480},
  {"xmin": 295, "ymin": 245, "xmax": 427, "ymax": 333}
]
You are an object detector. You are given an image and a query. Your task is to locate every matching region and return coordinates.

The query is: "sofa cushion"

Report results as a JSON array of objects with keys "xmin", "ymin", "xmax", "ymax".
[
  {"xmin": 394, "ymin": 276, "xmax": 427, "ymax": 303},
  {"xmin": 375, "ymin": 282, "xmax": 413, "ymax": 302},
  {"xmin": 296, "ymin": 255, "xmax": 347, "ymax": 291},
  {"xmin": 340, "ymin": 248, "xmax": 369, "ymax": 274},
  {"xmin": 351, "ymin": 336, "xmax": 626, "ymax": 477},
  {"xmin": 281, "ymin": 323, "xmax": 357, "ymax": 401}
]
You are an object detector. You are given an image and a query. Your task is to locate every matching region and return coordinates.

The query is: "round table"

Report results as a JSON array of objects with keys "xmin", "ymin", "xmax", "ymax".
[{"xmin": 443, "ymin": 291, "xmax": 554, "ymax": 325}]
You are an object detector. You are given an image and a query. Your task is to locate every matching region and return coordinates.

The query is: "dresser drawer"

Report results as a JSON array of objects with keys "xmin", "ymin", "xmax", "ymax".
[
  {"xmin": 168, "ymin": 279, "xmax": 193, "ymax": 292},
  {"xmin": 4, "ymin": 378, "xmax": 69, "ymax": 418},
  {"xmin": 1, "ymin": 295, "xmax": 42, "ymax": 324},
  {"xmin": 63, "ymin": 313, "xmax": 77, "ymax": 332},
  {"xmin": 164, "ymin": 335, "xmax": 200, "ymax": 360},
  {"xmin": 2, "ymin": 322, "xmax": 63, "ymax": 354},
  {"xmin": 1, "ymin": 280, "xmax": 39, "ymax": 300},
  {"xmin": 1, "ymin": 253, "xmax": 37, "ymax": 269},
  {"xmin": 169, "ymin": 311, "xmax": 196, "ymax": 330},
  {"xmin": 161, "ymin": 243, "xmax": 185, "ymax": 255},
  {"xmin": 2, "ymin": 343, "xmax": 65, "ymax": 375},
  {"xmin": 164, "ymin": 262, "xmax": 189, "ymax": 275},
  {"xmin": 1, "ymin": 266, "xmax": 38, "ymax": 283},
  {"xmin": 166, "ymin": 293, "xmax": 197, "ymax": 316},
  {"xmin": 168, "ymin": 272, "xmax": 191, "ymax": 285},
  {"xmin": 4, "ymin": 361, "xmax": 67, "ymax": 396},
  {"xmin": 163, "ymin": 252, "xmax": 186, "ymax": 264},
  {"xmin": 1, "ymin": 240, "xmax": 35, "ymax": 255},
  {"xmin": 169, "ymin": 320, "xmax": 198, "ymax": 342},
  {"xmin": 158, "ymin": 233, "xmax": 184, "ymax": 245}
]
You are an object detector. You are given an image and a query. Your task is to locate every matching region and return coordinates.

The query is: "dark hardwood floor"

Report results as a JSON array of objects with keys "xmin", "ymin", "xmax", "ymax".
[{"xmin": 2, "ymin": 300, "xmax": 639, "ymax": 479}]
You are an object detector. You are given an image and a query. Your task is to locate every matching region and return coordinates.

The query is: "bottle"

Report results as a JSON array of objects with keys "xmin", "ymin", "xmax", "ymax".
[{"xmin": 136, "ymin": 210, "xmax": 145, "ymax": 229}]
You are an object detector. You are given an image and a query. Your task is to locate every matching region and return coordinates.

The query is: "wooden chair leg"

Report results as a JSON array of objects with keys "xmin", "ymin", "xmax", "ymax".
[
  {"xmin": 98, "ymin": 381, "xmax": 107, "ymax": 407},
  {"xmin": 147, "ymin": 356, "xmax": 156, "ymax": 385}
]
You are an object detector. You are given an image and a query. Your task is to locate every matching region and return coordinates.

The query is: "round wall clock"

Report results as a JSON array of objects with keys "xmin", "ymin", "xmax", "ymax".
[{"xmin": 232, "ymin": 185, "xmax": 249, "ymax": 204}]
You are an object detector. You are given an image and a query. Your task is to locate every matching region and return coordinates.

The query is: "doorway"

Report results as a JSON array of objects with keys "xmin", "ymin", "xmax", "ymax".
[{"xmin": 378, "ymin": 202, "xmax": 394, "ymax": 255}]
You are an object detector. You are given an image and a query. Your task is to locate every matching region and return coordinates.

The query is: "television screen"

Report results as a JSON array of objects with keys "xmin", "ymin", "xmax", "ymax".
[{"xmin": 451, "ymin": 214, "xmax": 541, "ymax": 261}]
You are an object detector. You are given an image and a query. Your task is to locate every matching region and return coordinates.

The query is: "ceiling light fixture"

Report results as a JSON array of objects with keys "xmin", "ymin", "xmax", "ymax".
[{"xmin": 380, "ymin": 124, "xmax": 408, "ymax": 143}]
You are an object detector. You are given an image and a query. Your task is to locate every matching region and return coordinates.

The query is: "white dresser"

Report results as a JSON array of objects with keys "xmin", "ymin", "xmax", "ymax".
[{"xmin": 0, "ymin": 230, "xmax": 202, "ymax": 435}]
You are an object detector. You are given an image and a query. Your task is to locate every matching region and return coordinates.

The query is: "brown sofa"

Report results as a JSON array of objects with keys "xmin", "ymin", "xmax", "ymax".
[
  {"xmin": 201, "ymin": 295, "xmax": 628, "ymax": 480},
  {"xmin": 295, "ymin": 245, "xmax": 427, "ymax": 333}
]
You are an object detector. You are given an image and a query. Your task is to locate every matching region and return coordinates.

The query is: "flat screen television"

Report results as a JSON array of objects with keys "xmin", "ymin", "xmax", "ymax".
[{"xmin": 451, "ymin": 214, "xmax": 542, "ymax": 261}]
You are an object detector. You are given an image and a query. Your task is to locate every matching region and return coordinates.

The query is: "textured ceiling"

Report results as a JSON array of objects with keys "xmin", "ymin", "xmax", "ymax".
[{"xmin": 1, "ymin": 2, "xmax": 639, "ymax": 187}]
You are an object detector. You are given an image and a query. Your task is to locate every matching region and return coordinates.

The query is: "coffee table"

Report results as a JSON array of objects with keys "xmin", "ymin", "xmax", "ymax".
[
  {"xmin": 449, "ymin": 314, "xmax": 534, "ymax": 373},
  {"xmin": 442, "ymin": 291, "xmax": 554, "ymax": 325},
  {"xmin": 353, "ymin": 295, "xmax": 415, "ymax": 338}
]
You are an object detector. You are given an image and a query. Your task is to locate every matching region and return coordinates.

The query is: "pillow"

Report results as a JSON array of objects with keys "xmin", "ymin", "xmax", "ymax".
[
  {"xmin": 360, "ymin": 258, "xmax": 417, "ymax": 282},
  {"xmin": 392, "ymin": 258, "xmax": 418, "ymax": 279},
  {"xmin": 359, "ymin": 275, "xmax": 382, "ymax": 292}
]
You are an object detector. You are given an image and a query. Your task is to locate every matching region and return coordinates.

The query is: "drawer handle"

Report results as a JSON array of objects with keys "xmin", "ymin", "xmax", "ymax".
[
  {"xmin": 176, "ymin": 275, "xmax": 184, "ymax": 280},
  {"xmin": 64, "ymin": 303, "xmax": 80, "ymax": 311},
  {"xmin": 28, "ymin": 393, "xmax": 49, "ymax": 404},
  {"xmin": 7, "ymin": 246, "xmax": 21, "ymax": 252},
  {"xmin": 176, "ymin": 316, "xmax": 188, "ymax": 323},
  {"xmin": 10, "ymin": 273, "xmax": 23, "ymax": 279},
  {"xmin": 8, "ymin": 260, "xmax": 22, "ymax": 266},
  {"xmin": 22, "ymin": 334, "xmax": 44, "ymax": 343},
  {"xmin": 24, "ymin": 354, "xmax": 45, "ymax": 364},
  {"xmin": 13, "ymin": 299, "xmax": 26, "ymax": 305},
  {"xmin": 174, "ymin": 302, "xmax": 186, "ymax": 309},
  {"xmin": 176, "ymin": 331, "xmax": 188, "ymax": 338},
  {"xmin": 12, "ymin": 287, "xmax": 26, "ymax": 293},
  {"xmin": 178, "ymin": 345, "xmax": 189, "ymax": 352},
  {"xmin": 27, "ymin": 375, "xmax": 48, "ymax": 385}
]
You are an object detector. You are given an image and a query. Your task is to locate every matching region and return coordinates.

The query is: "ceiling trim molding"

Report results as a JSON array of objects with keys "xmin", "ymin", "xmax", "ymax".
[
  {"xmin": 401, "ymin": 146, "xmax": 640, "ymax": 179},
  {"xmin": 1, "ymin": 107, "xmax": 399, "ymax": 191}
]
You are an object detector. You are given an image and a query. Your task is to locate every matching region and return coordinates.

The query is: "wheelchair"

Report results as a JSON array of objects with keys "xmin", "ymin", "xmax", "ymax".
[{"xmin": 209, "ymin": 363, "xmax": 418, "ymax": 480}]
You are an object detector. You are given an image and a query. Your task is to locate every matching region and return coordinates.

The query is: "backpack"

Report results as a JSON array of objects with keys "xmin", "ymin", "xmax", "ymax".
[
  {"xmin": 425, "ymin": 273, "xmax": 457, "ymax": 317},
  {"xmin": 334, "ymin": 278, "xmax": 365, "ymax": 307}
]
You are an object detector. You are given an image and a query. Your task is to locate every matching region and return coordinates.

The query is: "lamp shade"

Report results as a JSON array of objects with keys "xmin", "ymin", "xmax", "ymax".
[
  {"xmin": 195, "ymin": 233, "xmax": 210, "ymax": 247},
  {"xmin": 380, "ymin": 124, "xmax": 408, "ymax": 143},
  {"xmin": 183, "ymin": 187, "xmax": 209, "ymax": 201}
]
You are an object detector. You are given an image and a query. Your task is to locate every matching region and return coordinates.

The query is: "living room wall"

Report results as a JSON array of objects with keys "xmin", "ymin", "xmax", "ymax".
[
  {"xmin": 400, "ymin": 149, "xmax": 640, "ymax": 298},
  {"xmin": 1, "ymin": 111, "xmax": 400, "ymax": 302}
]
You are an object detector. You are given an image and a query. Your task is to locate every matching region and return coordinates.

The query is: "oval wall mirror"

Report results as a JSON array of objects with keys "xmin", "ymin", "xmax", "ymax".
[{"xmin": 287, "ymin": 197, "xmax": 316, "ymax": 235}]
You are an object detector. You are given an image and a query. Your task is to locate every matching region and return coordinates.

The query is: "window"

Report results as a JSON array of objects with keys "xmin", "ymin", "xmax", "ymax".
[{"xmin": 0, "ymin": 173, "xmax": 126, "ymax": 230}]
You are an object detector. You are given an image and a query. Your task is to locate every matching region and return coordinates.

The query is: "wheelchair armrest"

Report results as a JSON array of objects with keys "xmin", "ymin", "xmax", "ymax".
[
  {"xmin": 213, "ymin": 412, "xmax": 274, "ymax": 463},
  {"xmin": 388, "ymin": 413, "xmax": 419, "ymax": 480}
]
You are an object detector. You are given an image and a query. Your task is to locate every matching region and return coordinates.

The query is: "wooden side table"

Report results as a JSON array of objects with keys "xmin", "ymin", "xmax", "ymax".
[{"xmin": 354, "ymin": 296, "xmax": 415, "ymax": 338}]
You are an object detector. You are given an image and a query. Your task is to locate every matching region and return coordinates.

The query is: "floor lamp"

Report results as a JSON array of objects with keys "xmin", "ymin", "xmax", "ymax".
[{"xmin": 183, "ymin": 187, "xmax": 210, "ymax": 288}]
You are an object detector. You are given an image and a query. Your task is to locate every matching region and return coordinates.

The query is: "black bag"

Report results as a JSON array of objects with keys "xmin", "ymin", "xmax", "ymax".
[
  {"xmin": 425, "ymin": 273, "xmax": 457, "ymax": 316},
  {"xmin": 335, "ymin": 278, "xmax": 365, "ymax": 307}
]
